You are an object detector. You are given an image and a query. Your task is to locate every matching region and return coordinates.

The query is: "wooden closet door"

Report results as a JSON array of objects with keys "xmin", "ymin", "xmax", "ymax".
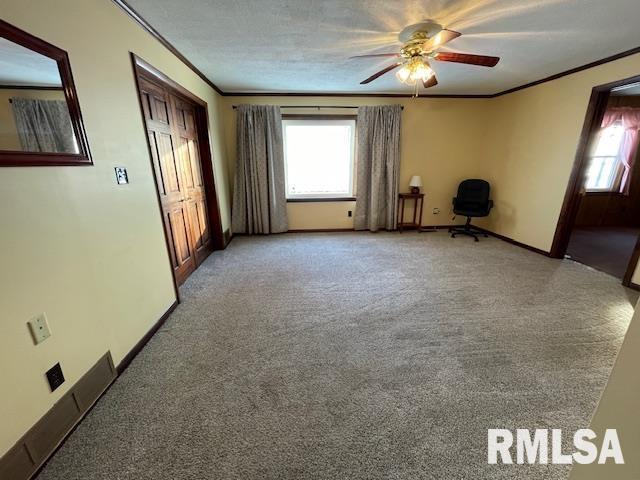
[
  {"xmin": 170, "ymin": 95, "xmax": 213, "ymax": 265},
  {"xmin": 138, "ymin": 77, "xmax": 196, "ymax": 285}
]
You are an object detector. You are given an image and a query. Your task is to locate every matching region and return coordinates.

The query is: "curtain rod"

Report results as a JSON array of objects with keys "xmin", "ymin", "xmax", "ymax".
[{"xmin": 232, "ymin": 105, "xmax": 403, "ymax": 110}]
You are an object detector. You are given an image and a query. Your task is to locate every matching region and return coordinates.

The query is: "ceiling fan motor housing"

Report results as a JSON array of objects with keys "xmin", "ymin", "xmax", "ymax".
[
  {"xmin": 398, "ymin": 20, "xmax": 443, "ymax": 43},
  {"xmin": 399, "ymin": 21, "xmax": 443, "ymax": 57}
]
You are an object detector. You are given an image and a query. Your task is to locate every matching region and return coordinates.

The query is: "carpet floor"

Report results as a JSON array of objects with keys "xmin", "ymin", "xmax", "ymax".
[
  {"xmin": 37, "ymin": 232, "xmax": 636, "ymax": 480},
  {"xmin": 566, "ymin": 226, "xmax": 640, "ymax": 279}
]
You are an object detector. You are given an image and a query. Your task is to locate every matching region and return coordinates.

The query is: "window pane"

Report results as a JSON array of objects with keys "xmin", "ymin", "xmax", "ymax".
[
  {"xmin": 594, "ymin": 124, "xmax": 624, "ymax": 157},
  {"xmin": 585, "ymin": 156, "xmax": 617, "ymax": 190},
  {"xmin": 283, "ymin": 120, "xmax": 355, "ymax": 197}
]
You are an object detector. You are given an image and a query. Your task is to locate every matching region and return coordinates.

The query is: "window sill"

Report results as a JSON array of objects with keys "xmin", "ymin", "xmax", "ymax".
[
  {"xmin": 287, "ymin": 197, "xmax": 356, "ymax": 203},
  {"xmin": 584, "ymin": 191, "xmax": 624, "ymax": 196}
]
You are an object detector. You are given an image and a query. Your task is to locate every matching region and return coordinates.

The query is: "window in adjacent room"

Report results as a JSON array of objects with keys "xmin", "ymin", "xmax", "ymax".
[
  {"xmin": 282, "ymin": 118, "xmax": 356, "ymax": 199},
  {"xmin": 585, "ymin": 123, "xmax": 625, "ymax": 191}
]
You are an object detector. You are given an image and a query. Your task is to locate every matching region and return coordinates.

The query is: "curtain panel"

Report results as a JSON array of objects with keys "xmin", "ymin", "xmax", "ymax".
[
  {"xmin": 601, "ymin": 107, "xmax": 640, "ymax": 195},
  {"xmin": 354, "ymin": 105, "xmax": 402, "ymax": 231},
  {"xmin": 231, "ymin": 105, "xmax": 288, "ymax": 234},
  {"xmin": 11, "ymin": 97, "xmax": 76, "ymax": 153}
]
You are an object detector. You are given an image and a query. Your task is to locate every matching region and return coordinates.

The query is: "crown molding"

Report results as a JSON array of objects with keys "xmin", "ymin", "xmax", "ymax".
[
  {"xmin": 221, "ymin": 91, "xmax": 492, "ymax": 98},
  {"xmin": 112, "ymin": 0, "xmax": 640, "ymax": 100},
  {"xmin": 492, "ymin": 45, "xmax": 640, "ymax": 97},
  {"xmin": 112, "ymin": 0, "xmax": 223, "ymax": 95}
]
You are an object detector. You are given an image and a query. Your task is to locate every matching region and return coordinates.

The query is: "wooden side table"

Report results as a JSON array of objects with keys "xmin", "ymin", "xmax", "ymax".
[{"xmin": 398, "ymin": 193, "xmax": 427, "ymax": 232}]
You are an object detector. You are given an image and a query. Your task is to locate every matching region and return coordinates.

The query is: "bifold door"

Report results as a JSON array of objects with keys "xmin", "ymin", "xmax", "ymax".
[{"xmin": 137, "ymin": 75, "xmax": 213, "ymax": 285}]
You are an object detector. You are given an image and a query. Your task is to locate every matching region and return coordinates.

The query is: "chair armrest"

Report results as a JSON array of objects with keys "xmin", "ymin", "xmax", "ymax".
[
  {"xmin": 452, "ymin": 197, "xmax": 457, "ymax": 206},
  {"xmin": 488, "ymin": 200, "xmax": 494, "ymax": 210}
]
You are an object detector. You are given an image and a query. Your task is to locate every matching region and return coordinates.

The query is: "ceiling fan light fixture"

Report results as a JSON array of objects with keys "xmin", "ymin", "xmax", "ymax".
[
  {"xmin": 395, "ymin": 65, "xmax": 411, "ymax": 83},
  {"xmin": 410, "ymin": 62, "xmax": 434, "ymax": 82},
  {"xmin": 395, "ymin": 57, "xmax": 434, "ymax": 85}
]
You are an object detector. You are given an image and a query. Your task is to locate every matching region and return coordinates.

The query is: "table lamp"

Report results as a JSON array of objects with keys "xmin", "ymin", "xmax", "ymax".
[{"xmin": 409, "ymin": 175, "xmax": 423, "ymax": 194}]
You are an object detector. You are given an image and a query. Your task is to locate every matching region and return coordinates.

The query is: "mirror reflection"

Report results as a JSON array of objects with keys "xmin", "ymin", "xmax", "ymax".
[{"xmin": 0, "ymin": 37, "xmax": 79, "ymax": 154}]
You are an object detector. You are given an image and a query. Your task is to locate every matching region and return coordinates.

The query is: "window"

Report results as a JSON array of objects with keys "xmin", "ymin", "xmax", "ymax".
[
  {"xmin": 585, "ymin": 123, "xmax": 625, "ymax": 191},
  {"xmin": 283, "ymin": 118, "xmax": 356, "ymax": 199}
]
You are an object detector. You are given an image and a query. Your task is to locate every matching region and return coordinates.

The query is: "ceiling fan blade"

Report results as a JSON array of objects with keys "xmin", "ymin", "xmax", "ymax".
[
  {"xmin": 360, "ymin": 63, "xmax": 401, "ymax": 84},
  {"xmin": 423, "ymin": 75, "xmax": 438, "ymax": 89},
  {"xmin": 434, "ymin": 52, "xmax": 500, "ymax": 67},
  {"xmin": 422, "ymin": 29, "xmax": 461, "ymax": 51},
  {"xmin": 349, "ymin": 53, "xmax": 401, "ymax": 59}
]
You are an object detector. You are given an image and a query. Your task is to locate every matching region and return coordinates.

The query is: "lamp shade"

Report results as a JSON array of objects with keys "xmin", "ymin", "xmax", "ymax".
[{"xmin": 409, "ymin": 175, "xmax": 423, "ymax": 187}]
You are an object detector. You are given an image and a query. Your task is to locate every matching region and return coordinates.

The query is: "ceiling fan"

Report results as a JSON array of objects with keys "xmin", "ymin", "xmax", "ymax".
[{"xmin": 350, "ymin": 21, "xmax": 500, "ymax": 95}]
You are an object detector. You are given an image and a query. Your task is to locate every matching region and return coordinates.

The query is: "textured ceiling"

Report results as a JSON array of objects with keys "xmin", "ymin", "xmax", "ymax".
[
  {"xmin": 0, "ymin": 38, "xmax": 61, "ymax": 87},
  {"xmin": 125, "ymin": 0, "xmax": 640, "ymax": 95}
]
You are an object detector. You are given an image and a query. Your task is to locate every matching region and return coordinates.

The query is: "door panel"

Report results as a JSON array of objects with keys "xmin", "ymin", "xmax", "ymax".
[
  {"xmin": 167, "ymin": 207, "xmax": 193, "ymax": 264},
  {"xmin": 195, "ymin": 198, "xmax": 211, "ymax": 245},
  {"xmin": 138, "ymin": 76, "xmax": 196, "ymax": 284},
  {"xmin": 171, "ymin": 95, "xmax": 213, "ymax": 265}
]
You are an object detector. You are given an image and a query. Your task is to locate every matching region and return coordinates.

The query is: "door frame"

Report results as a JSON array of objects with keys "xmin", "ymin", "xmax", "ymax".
[
  {"xmin": 550, "ymin": 73, "xmax": 640, "ymax": 288},
  {"xmin": 131, "ymin": 53, "xmax": 225, "ymax": 299}
]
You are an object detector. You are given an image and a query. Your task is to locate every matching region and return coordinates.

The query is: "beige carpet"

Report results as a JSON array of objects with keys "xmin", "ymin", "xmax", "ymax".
[{"xmin": 37, "ymin": 232, "xmax": 636, "ymax": 479}]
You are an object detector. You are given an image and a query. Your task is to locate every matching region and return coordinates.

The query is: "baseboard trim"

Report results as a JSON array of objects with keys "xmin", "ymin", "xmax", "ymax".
[
  {"xmin": 0, "ymin": 299, "xmax": 180, "ymax": 480},
  {"xmin": 628, "ymin": 282, "xmax": 640, "ymax": 291},
  {"xmin": 222, "ymin": 228, "xmax": 232, "ymax": 248},
  {"xmin": 418, "ymin": 224, "xmax": 457, "ymax": 230},
  {"xmin": 287, "ymin": 228, "xmax": 355, "ymax": 233},
  {"xmin": 287, "ymin": 225, "xmax": 457, "ymax": 233},
  {"xmin": 474, "ymin": 226, "xmax": 550, "ymax": 257},
  {"xmin": 116, "ymin": 300, "xmax": 178, "ymax": 374},
  {"xmin": 0, "ymin": 353, "xmax": 117, "ymax": 480}
]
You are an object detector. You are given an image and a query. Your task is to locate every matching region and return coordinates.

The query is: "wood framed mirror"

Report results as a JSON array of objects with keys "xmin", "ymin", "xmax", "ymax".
[{"xmin": 0, "ymin": 19, "xmax": 91, "ymax": 166}]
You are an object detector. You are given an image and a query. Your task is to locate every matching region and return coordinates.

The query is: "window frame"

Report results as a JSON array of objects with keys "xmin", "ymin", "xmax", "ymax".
[
  {"xmin": 282, "ymin": 114, "xmax": 357, "ymax": 202},
  {"xmin": 584, "ymin": 123, "xmax": 625, "ymax": 193}
]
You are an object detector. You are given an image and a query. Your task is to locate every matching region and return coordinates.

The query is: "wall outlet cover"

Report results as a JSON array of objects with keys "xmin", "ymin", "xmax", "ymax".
[
  {"xmin": 28, "ymin": 312, "xmax": 51, "ymax": 345},
  {"xmin": 46, "ymin": 363, "xmax": 65, "ymax": 392}
]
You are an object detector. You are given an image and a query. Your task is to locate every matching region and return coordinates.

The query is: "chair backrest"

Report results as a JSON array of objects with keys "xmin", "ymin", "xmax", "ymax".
[{"xmin": 456, "ymin": 179, "xmax": 491, "ymax": 206}]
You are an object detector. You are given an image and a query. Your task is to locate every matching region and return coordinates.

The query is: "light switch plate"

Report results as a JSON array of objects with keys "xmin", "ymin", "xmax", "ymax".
[
  {"xmin": 28, "ymin": 312, "xmax": 51, "ymax": 345},
  {"xmin": 114, "ymin": 166, "xmax": 129, "ymax": 185}
]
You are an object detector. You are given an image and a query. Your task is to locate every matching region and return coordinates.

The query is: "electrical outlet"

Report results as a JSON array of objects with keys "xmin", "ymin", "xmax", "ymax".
[
  {"xmin": 28, "ymin": 312, "xmax": 51, "ymax": 345},
  {"xmin": 348, "ymin": 210, "xmax": 352, "ymax": 217},
  {"xmin": 433, "ymin": 207, "xmax": 440, "ymax": 214},
  {"xmin": 46, "ymin": 363, "xmax": 65, "ymax": 392}
]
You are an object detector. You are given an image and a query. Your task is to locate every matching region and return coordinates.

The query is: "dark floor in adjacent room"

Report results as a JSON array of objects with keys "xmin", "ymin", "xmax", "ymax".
[
  {"xmin": 566, "ymin": 226, "xmax": 640, "ymax": 279},
  {"xmin": 36, "ymin": 233, "xmax": 637, "ymax": 480}
]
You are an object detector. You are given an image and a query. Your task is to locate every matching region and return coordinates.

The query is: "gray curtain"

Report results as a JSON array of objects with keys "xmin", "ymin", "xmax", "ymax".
[
  {"xmin": 11, "ymin": 98, "xmax": 76, "ymax": 153},
  {"xmin": 232, "ymin": 105, "xmax": 288, "ymax": 234},
  {"xmin": 354, "ymin": 105, "xmax": 402, "ymax": 231}
]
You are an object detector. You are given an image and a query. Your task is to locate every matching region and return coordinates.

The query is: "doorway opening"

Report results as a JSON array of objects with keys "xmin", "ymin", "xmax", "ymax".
[
  {"xmin": 551, "ymin": 74, "xmax": 640, "ymax": 288},
  {"xmin": 131, "ymin": 54, "xmax": 224, "ymax": 295}
]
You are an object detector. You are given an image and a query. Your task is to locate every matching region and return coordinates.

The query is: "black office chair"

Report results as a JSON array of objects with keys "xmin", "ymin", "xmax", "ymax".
[{"xmin": 449, "ymin": 179, "xmax": 493, "ymax": 242}]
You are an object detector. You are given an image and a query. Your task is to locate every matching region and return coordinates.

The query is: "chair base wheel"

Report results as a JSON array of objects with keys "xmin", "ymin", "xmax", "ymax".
[{"xmin": 449, "ymin": 218, "xmax": 486, "ymax": 242}]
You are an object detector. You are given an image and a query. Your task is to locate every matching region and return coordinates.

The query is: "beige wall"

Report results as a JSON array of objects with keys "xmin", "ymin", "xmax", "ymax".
[
  {"xmin": 570, "ymin": 297, "xmax": 640, "ymax": 479},
  {"xmin": 475, "ymin": 53, "xmax": 640, "ymax": 252},
  {"xmin": 224, "ymin": 54, "xmax": 640, "ymax": 242},
  {"xmin": 221, "ymin": 96, "xmax": 491, "ymax": 230},
  {"xmin": 0, "ymin": 0, "xmax": 231, "ymax": 457},
  {"xmin": 0, "ymin": 89, "xmax": 67, "ymax": 150}
]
